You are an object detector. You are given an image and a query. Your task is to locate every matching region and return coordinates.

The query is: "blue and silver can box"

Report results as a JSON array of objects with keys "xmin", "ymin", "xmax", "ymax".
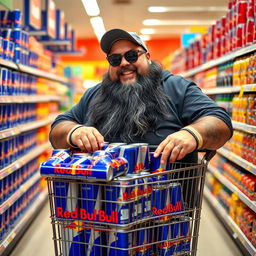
[
  {"xmin": 119, "ymin": 145, "xmax": 139, "ymax": 174},
  {"xmin": 40, "ymin": 149, "xmax": 128, "ymax": 181},
  {"xmin": 105, "ymin": 176, "xmax": 135, "ymax": 224},
  {"xmin": 107, "ymin": 226, "xmax": 135, "ymax": 256}
]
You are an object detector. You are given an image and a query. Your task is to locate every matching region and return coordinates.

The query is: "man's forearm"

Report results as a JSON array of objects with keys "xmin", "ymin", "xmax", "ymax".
[
  {"xmin": 49, "ymin": 121, "xmax": 80, "ymax": 149},
  {"xmin": 189, "ymin": 116, "xmax": 232, "ymax": 150}
]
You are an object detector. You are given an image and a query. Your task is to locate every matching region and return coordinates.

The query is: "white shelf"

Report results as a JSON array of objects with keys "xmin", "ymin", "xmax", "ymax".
[
  {"xmin": 0, "ymin": 95, "xmax": 61, "ymax": 103},
  {"xmin": 207, "ymin": 164, "xmax": 256, "ymax": 212},
  {"xmin": 0, "ymin": 114, "xmax": 59, "ymax": 140},
  {"xmin": 0, "ymin": 172, "xmax": 41, "ymax": 214},
  {"xmin": 202, "ymin": 84, "xmax": 256, "ymax": 95},
  {"xmin": 232, "ymin": 121, "xmax": 256, "ymax": 134},
  {"xmin": 0, "ymin": 58, "xmax": 68, "ymax": 84},
  {"xmin": 0, "ymin": 189, "xmax": 47, "ymax": 255},
  {"xmin": 40, "ymin": 39, "xmax": 71, "ymax": 46},
  {"xmin": 217, "ymin": 148, "xmax": 256, "ymax": 175},
  {"xmin": 18, "ymin": 64, "xmax": 69, "ymax": 84},
  {"xmin": 178, "ymin": 43, "xmax": 256, "ymax": 78},
  {"xmin": 204, "ymin": 187, "xmax": 256, "ymax": 256},
  {"xmin": 0, "ymin": 142, "xmax": 51, "ymax": 179}
]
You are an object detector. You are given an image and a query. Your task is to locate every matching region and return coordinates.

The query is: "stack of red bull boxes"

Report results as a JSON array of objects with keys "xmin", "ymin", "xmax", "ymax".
[
  {"xmin": 171, "ymin": 0, "xmax": 256, "ymax": 74},
  {"xmin": 41, "ymin": 143, "xmax": 193, "ymax": 255}
]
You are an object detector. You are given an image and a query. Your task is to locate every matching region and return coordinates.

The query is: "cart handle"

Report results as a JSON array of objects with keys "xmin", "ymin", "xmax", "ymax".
[{"xmin": 148, "ymin": 145, "xmax": 216, "ymax": 162}]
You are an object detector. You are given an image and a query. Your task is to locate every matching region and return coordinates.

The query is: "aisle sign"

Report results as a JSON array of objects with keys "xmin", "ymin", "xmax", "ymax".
[{"xmin": 24, "ymin": 0, "xmax": 42, "ymax": 30}]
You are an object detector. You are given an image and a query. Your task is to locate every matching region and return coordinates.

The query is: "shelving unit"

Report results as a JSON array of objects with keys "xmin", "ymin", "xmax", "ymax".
[
  {"xmin": 0, "ymin": 189, "xmax": 48, "ymax": 256},
  {"xmin": 178, "ymin": 43, "xmax": 256, "ymax": 78},
  {"xmin": 204, "ymin": 187, "xmax": 256, "ymax": 256},
  {"xmin": 176, "ymin": 36, "xmax": 256, "ymax": 254}
]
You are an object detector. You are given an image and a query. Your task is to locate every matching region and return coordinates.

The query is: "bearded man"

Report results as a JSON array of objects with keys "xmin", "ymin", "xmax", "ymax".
[{"xmin": 50, "ymin": 28, "xmax": 233, "ymax": 163}]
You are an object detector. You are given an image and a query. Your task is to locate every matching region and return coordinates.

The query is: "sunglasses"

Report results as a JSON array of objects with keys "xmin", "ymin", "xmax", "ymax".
[{"xmin": 107, "ymin": 49, "xmax": 146, "ymax": 67}]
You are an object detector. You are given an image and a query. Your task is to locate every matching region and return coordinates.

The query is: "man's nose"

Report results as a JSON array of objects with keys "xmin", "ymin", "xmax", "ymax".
[{"xmin": 119, "ymin": 56, "xmax": 130, "ymax": 66}]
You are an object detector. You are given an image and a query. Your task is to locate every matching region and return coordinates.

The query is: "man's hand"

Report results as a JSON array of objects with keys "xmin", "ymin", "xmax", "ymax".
[
  {"xmin": 70, "ymin": 126, "xmax": 104, "ymax": 152},
  {"xmin": 154, "ymin": 130, "xmax": 197, "ymax": 163}
]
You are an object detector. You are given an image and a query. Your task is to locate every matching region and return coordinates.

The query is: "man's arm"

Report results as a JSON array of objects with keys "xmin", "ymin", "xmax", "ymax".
[
  {"xmin": 49, "ymin": 121, "xmax": 104, "ymax": 152},
  {"xmin": 154, "ymin": 116, "xmax": 232, "ymax": 163}
]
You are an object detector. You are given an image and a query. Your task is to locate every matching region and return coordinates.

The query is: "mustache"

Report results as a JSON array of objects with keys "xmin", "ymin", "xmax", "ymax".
[{"xmin": 117, "ymin": 65, "xmax": 137, "ymax": 76}]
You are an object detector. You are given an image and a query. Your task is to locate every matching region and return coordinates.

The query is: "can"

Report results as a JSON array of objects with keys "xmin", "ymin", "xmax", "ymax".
[
  {"xmin": 139, "ymin": 172, "xmax": 153, "ymax": 218},
  {"xmin": 150, "ymin": 153, "xmax": 170, "ymax": 187},
  {"xmin": 130, "ymin": 143, "xmax": 150, "ymax": 172},
  {"xmin": 79, "ymin": 183, "xmax": 103, "ymax": 222},
  {"xmin": 169, "ymin": 183, "xmax": 184, "ymax": 216},
  {"xmin": 44, "ymin": 149, "xmax": 71, "ymax": 166},
  {"xmin": 136, "ymin": 226, "xmax": 153, "ymax": 256},
  {"xmin": 105, "ymin": 176, "xmax": 134, "ymax": 224},
  {"xmin": 106, "ymin": 143, "xmax": 127, "ymax": 158},
  {"xmin": 54, "ymin": 181, "xmax": 79, "ymax": 220},
  {"xmin": 12, "ymin": 9, "xmax": 22, "ymax": 28},
  {"xmin": 179, "ymin": 216, "xmax": 191, "ymax": 253},
  {"xmin": 107, "ymin": 227, "xmax": 134, "ymax": 256},
  {"xmin": 128, "ymin": 173, "xmax": 144, "ymax": 221},
  {"xmin": 92, "ymin": 150, "xmax": 112, "ymax": 158},
  {"xmin": 155, "ymin": 221, "xmax": 179, "ymax": 256},
  {"xmin": 119, "ymin": 145, "xmax": 138, "ymax": 174}
]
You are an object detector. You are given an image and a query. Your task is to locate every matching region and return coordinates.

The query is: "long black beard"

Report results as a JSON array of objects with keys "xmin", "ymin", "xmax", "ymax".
[{"xmin": 87, "ymin": 61, "xmax": 171, "ymax": 142}]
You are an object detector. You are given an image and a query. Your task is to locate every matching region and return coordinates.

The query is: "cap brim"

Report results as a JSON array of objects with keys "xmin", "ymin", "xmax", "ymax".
[{"xmin": 100, "ymin": 28, "xmax": 145, "ymax": 54}]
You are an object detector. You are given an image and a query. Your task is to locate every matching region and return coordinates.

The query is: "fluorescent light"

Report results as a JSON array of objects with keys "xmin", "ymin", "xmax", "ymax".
[
  {"xmin": 81, "ymin": 0, "xmax": 100, "ymax": 16},
  {"xmin": 140, "ymin": 28, "xmax": 155, "ymax": 34},
  {"xmin": 90, "ymin": 16, "xmax": 106, "ymax": 41},
  {"xmin": 143, "ymin": 19, "xmax": 215, "ymax": 26},
  {"xmin": 139, "ymin": 35, "xmax": 151, "ymax": 41},
  {"xmin": 148, "ymin": 6, "xmax": 227, "ymax": 12}
]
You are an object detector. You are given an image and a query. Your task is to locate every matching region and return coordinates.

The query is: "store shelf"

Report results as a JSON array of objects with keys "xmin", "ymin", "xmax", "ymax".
[
  {"xmin": 39, "ymin": 39, "xmax": 71, "ymax": 46},
  {"xmin": 232, "ymin": 121, "xmax": 256, "ymax": 134},
  {"xmin": 0, "ymin": 58, "xmax": 18, "ymax": 70},
  {"xmin": 0, "ymin": 95, "xmax": 61, "ymax": 103},
  {"xmin": 0, "ymin": 58, "xmax": 68, "ymax": 84},
  {"xmin": 0, "ymin": 172, "xmax": 41, "ymax": 214},
  {"xmin": 0, "ymin": 189, "xmax": 48, "ymax": 255},
  {"xmin": 27, "ymin": 30, "xmax": 48, "ymax": 36},
  {"xmin": 178, "ymin": 43, "xmax": 256, "ymax": 78},
  {"xmin": 18, "ymin": 64, "xmax": 69, "ymax": 84},
  {"xmin": 54, "ymin": 50, "xmax": 83, "ymax": 56},
  {"xmin": 0, "ymin": 142, "xmax": 51, "ymax": 180},
  {"xmin": 204, "ymin": 187, "xmax": 256, "ymax": 256},
  {"xmin": 202, "ymin": 84, "xmax": 256, "ymax": 95},
  {"xmin": 0, "ymin": 114, "xmax": 58, "ymax": 140},
  {"xmin": 207, "ymin": 164, "xmax": 256, "ymax": 212},
  {"xmin": 217, "ymin": 148, "xmax": 256, "ymax": 175}
]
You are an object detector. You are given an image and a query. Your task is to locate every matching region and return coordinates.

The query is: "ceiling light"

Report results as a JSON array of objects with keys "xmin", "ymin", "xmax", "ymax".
[
  {"xmin": 140, "ymin": 28, "xmax": 155, "ymax": 34},
  {"xmin": 148, "ymin": 6, "xmax": 227, "ymax": 12},
  {"xmin": 90, "ymin": 17, "xmax": 106, "ymax": 41},
  {"xmin": 81, "ymin": 0, "xmax": 100, "ymax": 16},
  {"xmin": 139, "ymin": 35, "xmax": 151, "ymax": 41},
  {"xmin": 143, "ymin": 19, "xmax": 215, "ymax": 26}
]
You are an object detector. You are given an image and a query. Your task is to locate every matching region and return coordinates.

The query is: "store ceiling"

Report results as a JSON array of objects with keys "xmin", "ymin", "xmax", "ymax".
[{"xmin": 14, "ymin": 0, "xmax": 229, "ymax": 40}]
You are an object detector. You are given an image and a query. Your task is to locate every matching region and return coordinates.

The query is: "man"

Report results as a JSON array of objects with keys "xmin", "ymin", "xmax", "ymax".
[{"xmin": 50, "ymin": 28, "xmax": 233, "ymax": 163}]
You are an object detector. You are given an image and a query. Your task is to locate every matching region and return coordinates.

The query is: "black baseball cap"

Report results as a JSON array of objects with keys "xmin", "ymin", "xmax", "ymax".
[{"xmin": 100, "ymin": 28, "xmax": 148, "ymax": 54}]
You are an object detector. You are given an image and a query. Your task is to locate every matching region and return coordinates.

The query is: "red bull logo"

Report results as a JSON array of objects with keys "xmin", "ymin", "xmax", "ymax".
[
  {"xmin": 64, "ymin": 220, "xmax": 85, "ymax": 231},
  {"xmin": 119, "ymin": 185, "xmax": 153, "ymax": 201},
  {"xmin": 53, "ymin": 166, "xmax": 93, "ymax": 176},
  {"xmin": 56, "ymin": 207, "xmax": 119, "ymax": 223},
  {"xmin": 152, "ymin": 201, "xmax": 183, "ymax": 216}
]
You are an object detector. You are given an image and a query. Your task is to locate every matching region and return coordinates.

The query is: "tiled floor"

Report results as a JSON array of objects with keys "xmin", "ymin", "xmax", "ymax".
[{"xmin": 9, "ymin": 198, "xmax": 243, "ymax": 256}]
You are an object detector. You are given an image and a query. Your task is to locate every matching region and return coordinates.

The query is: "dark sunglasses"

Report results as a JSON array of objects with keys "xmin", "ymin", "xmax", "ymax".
[{"xmin": 107, "ymin": 49, "xmax": 146, "ymax": 67}]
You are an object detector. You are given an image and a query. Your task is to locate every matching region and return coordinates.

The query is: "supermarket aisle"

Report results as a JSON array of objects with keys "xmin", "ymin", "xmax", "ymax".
[{"xmin": 9, "ymin": 198, "xmax": 243, "ymax": 256}]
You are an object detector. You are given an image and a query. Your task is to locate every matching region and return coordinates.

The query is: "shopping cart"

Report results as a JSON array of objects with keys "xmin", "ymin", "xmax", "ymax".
[{"xmin": 43, "ymin": 147, "xmax": 215, "ymax": 256}]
